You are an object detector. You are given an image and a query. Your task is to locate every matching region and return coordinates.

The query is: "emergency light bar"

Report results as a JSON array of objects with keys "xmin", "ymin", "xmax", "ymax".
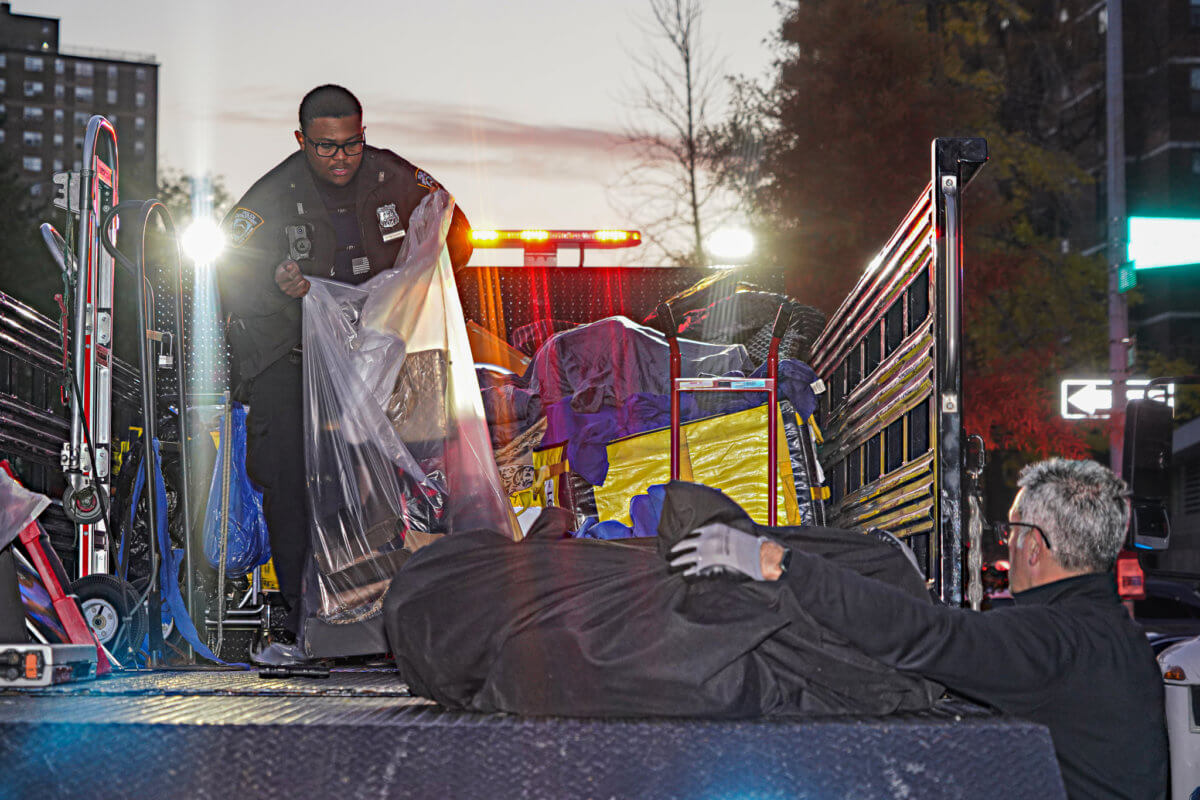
[{"xmin": 468, "ymin": 229, "xmax": 642, "ymax": 267}]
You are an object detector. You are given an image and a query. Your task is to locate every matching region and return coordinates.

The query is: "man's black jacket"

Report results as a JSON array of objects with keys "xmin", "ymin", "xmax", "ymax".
[
  {"xmin": 785, "ymin": 550, "xmax": 1168, "ymax": 799},
  {"xmin": 216, "ymin": 146, "xmax": 472, "ymax": 382}
]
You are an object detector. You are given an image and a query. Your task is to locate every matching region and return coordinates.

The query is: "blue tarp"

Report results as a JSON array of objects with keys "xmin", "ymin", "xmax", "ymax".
[{"xmin": 543, "ymin": 358, "xmax": 821, "ymax": 486}]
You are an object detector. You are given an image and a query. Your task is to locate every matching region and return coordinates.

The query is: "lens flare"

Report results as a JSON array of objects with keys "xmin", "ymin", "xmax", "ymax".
[
  {"xmin": 705, "ymin": 228, "xmax": 755, "ymax": 262},
  {"xmin": 181, "ymin": 218, "xmax": 225, "ymax": 265}
]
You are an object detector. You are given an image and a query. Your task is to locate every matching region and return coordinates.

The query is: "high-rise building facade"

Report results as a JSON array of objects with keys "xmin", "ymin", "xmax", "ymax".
[
  {"xmin": 1043, "ymin": 1, "xmax": 1200, "ymax": 255},
  {"xmin": 1048, "ymin": 1, "xmax": 1200, "ymax": 571},
  {"xmin": 0, "ymin": 2, "xmax": 158, "ymax": 201}
]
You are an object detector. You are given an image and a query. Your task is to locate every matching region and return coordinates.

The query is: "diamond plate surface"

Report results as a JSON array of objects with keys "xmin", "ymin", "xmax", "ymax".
[
  {"xmin": 20, "ymin": 666, "xmax": 411, "ymax": 698},
  {"xmin": 0, "ymin": 682, "xmax": 1065, "ymax": 799}
]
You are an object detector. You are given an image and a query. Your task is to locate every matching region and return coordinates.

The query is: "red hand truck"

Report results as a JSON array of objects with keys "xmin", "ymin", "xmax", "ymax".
[
  {"xmin": 658, "ymin": 303, "xmax": 791, "ymax": 526},
  {"xmin": 2, "ymin": 460, "xmax": 112, "ymax": 674}
]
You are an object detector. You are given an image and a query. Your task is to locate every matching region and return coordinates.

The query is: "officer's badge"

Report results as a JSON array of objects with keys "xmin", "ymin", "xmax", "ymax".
[
  {"xmin": 415, "ymin": 169, "xmax": 440, "ymax": 192},
  {"xmin": 377, "ymin": 203, "xmax": 405, "ymax": 242},
  {"xmin": 227, "ymin": 207, "xmax": 264, "ymax": 248}
]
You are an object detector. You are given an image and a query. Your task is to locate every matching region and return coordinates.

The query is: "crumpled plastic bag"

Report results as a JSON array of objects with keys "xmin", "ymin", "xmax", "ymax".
[
  {"xmin": 0, "ymin": 468, "xmax": 50, "ymax": 550},
  {"xmin": 202, "ymin": 403, "xmax": 271, "ymax": 574}
]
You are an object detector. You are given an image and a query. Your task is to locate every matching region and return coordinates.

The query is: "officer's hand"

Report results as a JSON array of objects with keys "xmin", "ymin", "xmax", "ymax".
[
  {"xmin": 274, "ymin": 260, "xmax": 310, "ymax": 298},
  {"xmin": 668, "ymin": 522, "xmax": 771, "ymax": 581}
]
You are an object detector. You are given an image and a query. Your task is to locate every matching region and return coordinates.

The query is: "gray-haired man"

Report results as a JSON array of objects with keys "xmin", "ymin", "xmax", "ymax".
[{"xmin": 671, "ymin": 458, "xmax": 1167, "ymax": 800}]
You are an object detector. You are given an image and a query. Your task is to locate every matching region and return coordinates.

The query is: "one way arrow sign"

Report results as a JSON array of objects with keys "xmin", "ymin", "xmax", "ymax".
[{"xmin": 1060, "ymin": 379, "xmax": 1175, "ymax": 420}]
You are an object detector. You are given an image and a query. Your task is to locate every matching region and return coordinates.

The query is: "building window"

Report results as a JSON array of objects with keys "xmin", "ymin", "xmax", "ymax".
[
  {"xmin": 23, "ymin": 106, "xmax": 43, "ymax": 121},
  {"xmin": 0, "ymin": 79, "xmax": 5, "ymax": 93},
  {"xmin": 53, "ymin": 108, "xmax": 64, "ymax": 122},
  {"xmin": 75, "ymin": 62, "xmax": 93, "ymax": 79},
  {"xmin": 135, "ymin": 116, "xmax": 145, "ymax": 131},
  {"xmin": 22, "ymin": 131, "xmax": 43, "ymax": 147},
  {"xmin": 134, "ymin": 140, "xmax": 146, "ymax": 156},
  {"xmin": 24, "ymin": 80, "xmax": 44, "ymax": 97},
  {"xmin": 135, "ymin": 67, "xmax": 147, "ymax": 82},
  {"xmin": 135, "ymin": 91, "xmax": 146, "ymax": 108},
  {"xmin": 23, "ymin": 156, "xmax": 43, "ymax": 172},
  {"xmin": 106, "ymin": 89, "xmax": 117, "ymax": 104},
  {"xmin": 24, "ymin": 56, "xmax": 44, "ymax": 72},
  {"xmin": 1192, "ymin": 69, "xmax": 1200, "ymax": 113},
  {"xmin": 74, "ymin": 137, "xmax": 83, "ymax": 150},
  {"xmin": 106, "ymin": 65, "xmax": 118, "ymax": 82},
  {"xmin": 75, "ymin": 86, "xmax": 94, "ymax": 104},
  {"xmin": 1192, "ymin": 0, "xmax": 1200, "ymax": 28},
  {"xmin": 54, "ymin": 83, "xmax": 64, "ymax": 100},
  {"xmin": 53, "ymin": 133, "xmax": 63, "ymax": 147},
  {"xmin": 0, "ymin": 130, "xmax": 6, "ymax": 144},
  {"xmin": 54, "ymin": 58, "xmax": 63, "ymax": 74},
  {"xmin": 73, "ymin": 111, "xmax": 88, "ymax": 127},
  {"xmin": 0, "ymin": 55, "xmax": 7, "ymax": 68}
]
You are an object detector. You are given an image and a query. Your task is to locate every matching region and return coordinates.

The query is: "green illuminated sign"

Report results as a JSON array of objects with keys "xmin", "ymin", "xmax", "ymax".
[
  {"xmin": 1128, "ymin": 216, "xmax": 1200, "ymax": 270},
  {"xmin": 1118, "ymin": 263, "xmax": 1137, "ymax": 293}
]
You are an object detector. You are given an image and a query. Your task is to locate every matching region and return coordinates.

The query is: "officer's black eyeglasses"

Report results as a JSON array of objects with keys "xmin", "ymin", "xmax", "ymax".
[
  {"xmin": 304, "ymin": 134, "xmax": 365, "ymax": 158},
  {"xmin": 990, "ymin": 521, "xmax": 1053, "ymax": 552}
]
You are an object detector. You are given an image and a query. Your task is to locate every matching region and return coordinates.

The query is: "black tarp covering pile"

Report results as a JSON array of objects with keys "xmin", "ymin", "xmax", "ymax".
[{"xmin": 384, "ymin": 481, "xmax": 939, "ymax": 718}]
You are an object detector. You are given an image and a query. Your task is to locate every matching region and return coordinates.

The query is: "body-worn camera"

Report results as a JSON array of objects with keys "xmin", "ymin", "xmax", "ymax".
[{"xmin": 285, "ymin": 224, "xmax": 314, "ymax": 261}]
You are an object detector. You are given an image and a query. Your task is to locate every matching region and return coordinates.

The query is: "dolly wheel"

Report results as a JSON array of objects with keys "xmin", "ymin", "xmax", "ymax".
[{"xmin": 71, "ymin": 574, "xmax": 135, "ymax": 650}]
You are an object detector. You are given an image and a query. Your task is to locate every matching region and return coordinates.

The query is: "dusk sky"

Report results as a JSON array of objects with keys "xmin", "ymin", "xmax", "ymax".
[{"xmin": 33, "ymin": 0, "xmax": 782, "ymax": 265}]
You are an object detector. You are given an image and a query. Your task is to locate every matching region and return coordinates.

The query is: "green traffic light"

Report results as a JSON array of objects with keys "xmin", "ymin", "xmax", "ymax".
[{"xmin": 1128, "ymin": 216, "xmax": 1200, "ymax": 270}]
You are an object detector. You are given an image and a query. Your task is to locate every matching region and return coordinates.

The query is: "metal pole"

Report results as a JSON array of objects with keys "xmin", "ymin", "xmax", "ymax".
[{"xmin": 1107, "ymin": 0, "xmax": 1129, "ymax": 474}]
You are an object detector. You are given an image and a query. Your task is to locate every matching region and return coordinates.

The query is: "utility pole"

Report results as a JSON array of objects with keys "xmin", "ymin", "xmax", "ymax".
[{"xmin": 1106, "ymin": 0, "xmax": 1129, "ymax": 474}]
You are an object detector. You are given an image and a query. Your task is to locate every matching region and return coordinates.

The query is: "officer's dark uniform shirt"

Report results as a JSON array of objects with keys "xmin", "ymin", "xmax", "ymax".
[
  {"xmin": 216, "ymin": 145, "xmax": 472, "ymax": 384},
  {"xmin": 784, "ymin": 554, "xmax": 1167, "ymax": 799},
  {"xmin": 316, "ymin": 174, "xmax": 369, "ymax": 283}
]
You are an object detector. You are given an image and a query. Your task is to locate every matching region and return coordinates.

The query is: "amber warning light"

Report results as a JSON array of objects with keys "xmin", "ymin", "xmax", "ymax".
[{"xmin": 468, "ymin": 229, "xmax": 642, "ymax": 267}]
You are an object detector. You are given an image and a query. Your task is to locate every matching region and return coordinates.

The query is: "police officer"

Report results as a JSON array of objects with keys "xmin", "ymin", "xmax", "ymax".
[{"xmin": 217, "ymin": 84, "xmax": 472, "ymax": 659}]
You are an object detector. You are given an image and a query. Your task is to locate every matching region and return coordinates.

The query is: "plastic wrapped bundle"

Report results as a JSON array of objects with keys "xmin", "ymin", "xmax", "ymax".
[{"xmin": 302, "ymin": 191, "xmax": 518, "ymax": 623}]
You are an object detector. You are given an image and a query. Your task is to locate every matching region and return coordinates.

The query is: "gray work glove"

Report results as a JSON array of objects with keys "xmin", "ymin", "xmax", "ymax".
[{"xmin": 668, "ymin": 522, "xmax": 771, "ymax": 581}]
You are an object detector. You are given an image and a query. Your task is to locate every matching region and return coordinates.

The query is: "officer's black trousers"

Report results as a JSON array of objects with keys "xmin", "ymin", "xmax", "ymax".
[{"xmin": 244, "ymin": 353, "xmax": 308, "ymax": 636}]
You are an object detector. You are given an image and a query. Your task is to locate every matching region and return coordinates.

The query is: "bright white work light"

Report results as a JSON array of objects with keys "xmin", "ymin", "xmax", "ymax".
[
  {"xmin": 705, "ymin": 228, "xmax": 755, "ymax": 262},
  {"xmin": 181, "ymin": 218, "xmax": 225, "ymax": 265}
]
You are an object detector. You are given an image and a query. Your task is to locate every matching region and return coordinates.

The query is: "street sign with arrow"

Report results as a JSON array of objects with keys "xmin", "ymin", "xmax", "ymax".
[{"xmin": 1060, "ymin": 379, "xmax": 1175, "ymax": 420}]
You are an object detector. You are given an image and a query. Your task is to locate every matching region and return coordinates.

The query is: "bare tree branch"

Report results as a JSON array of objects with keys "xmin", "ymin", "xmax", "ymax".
[{"xmin": 608, "ymin": 0, "xmax": 738, "ymax": 266}]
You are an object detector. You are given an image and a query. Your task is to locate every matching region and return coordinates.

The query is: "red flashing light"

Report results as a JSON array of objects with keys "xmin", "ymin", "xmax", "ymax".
[
  {"xmin": 468, "ymin": 228, "xmax": 643, "ymax": 267},
  {"xmin": 468, "ymin": 229, "xmax": 642, "ymax": 249}
]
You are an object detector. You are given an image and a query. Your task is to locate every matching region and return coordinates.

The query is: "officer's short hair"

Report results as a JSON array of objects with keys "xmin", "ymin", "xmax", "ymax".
[
  {"xmin": 1014, "ymin": 458, "xmax": 1129, "ymax": 572},
  {"xmin": 299, "ymin": 85, "xmax": 362, "ymax": 130}
]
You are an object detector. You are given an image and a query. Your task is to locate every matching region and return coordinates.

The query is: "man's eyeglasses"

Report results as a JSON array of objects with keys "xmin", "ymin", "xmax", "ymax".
[
  {"xmin": 304, "ymin": 135, "xmax": 365, "ymax": 158},
  {"xmin": 990, "ymin": 521, "xmax": 1053, "ymax": 552}
]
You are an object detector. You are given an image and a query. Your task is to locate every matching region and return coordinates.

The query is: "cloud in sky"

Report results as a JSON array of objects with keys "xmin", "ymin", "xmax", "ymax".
[{"xmin": 209, "ymin": 91, "xmax": 633, "ymax": 171}]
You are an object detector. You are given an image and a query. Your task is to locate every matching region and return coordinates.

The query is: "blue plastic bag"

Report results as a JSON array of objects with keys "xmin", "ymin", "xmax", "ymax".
[{"xmin": 202, "ymin": 403, "xmax": 271, "ymax": 574}]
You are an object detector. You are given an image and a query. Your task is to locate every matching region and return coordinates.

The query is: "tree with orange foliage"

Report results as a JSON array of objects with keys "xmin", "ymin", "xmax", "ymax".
[{"xmin": 720, "ymin": 0, "xmax": 1109, "ymax": 461}]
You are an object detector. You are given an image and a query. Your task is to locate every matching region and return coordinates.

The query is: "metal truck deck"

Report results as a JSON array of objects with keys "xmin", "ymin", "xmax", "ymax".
[{"xmin": 1, "ymin": 667, "xmax": 1064, "ymax": 799}]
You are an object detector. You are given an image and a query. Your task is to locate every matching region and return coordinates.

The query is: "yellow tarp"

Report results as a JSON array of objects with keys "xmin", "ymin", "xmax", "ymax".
[{"xmin": 591, "ymin": 404, "xmax": 800, "ymax": 526}]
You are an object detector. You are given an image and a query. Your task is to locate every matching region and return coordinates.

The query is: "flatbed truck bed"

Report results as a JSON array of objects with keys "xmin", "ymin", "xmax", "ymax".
[{"xmin": 1, "ymin": 667, "xmax": 1063, "ymax": 798}]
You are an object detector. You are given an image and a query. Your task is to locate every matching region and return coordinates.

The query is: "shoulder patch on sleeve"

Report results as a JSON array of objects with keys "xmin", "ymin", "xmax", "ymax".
[
  {"xmin": 414, "ymin": 169, "xmax": 441, "ymax": 192},
  {"xmin": 227, "ymin": 206, "xmax": 265, "ymax": 248}
]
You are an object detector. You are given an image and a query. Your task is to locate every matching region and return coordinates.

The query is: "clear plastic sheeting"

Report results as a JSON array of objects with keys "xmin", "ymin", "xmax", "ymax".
[
  {"xmin": 302, "ymin": 190, "xmax": 517, "ymax": 623},
  {"xmin": 0, "ymin": 468, "xmax": 49, "ymax": 550}
]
